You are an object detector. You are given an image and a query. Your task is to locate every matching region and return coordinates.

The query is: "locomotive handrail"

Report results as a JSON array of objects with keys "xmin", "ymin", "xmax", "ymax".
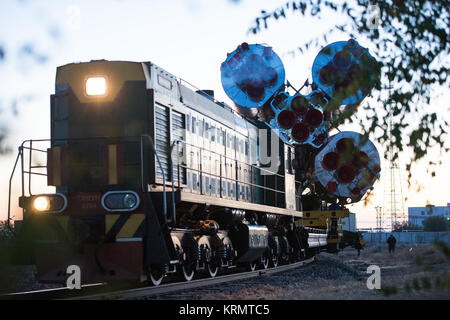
[
  {"xmin": 169, "ymin": 140, "xmax": 181, "ymax": 225},
  {"xmin": 7, "ymin": 146, "xmax": 23, "ymax": 232},
  {"xmin": 169, "ymin": 138, "xmax": 288, "ymax": 204},
  {"xmin": 178, "ymin": 78, "xmax": 232, "ymax": 111},
  {"xmin": 22, "ymin": 146, "xmax": 47, "ymax": 153},
  {"xmin": 140, "ymin": 134, "xmax": 168, "ymax": 222},
  {"xmin": 19, "ymin": 140, "xmax": 51, "ymax": 197},
  {"xmin": 170, "ymin": 139, "xmax": 284, "ymax": 179},
  {"xmin": 8, "ymin": 139, "xmax": 54, "ymax": 231}
]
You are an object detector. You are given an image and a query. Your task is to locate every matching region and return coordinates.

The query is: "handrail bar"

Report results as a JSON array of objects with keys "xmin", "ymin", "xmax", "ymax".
[
  {"xmin": 140, "ymin": 134, "xmax": 167, "ymax": 222},
  {"xmin": 170, "ymin": 138, "xmax": 285, "ymax": 179},
  {"xmin": 7, "ymin": 146, "xmax": 23, "ymax": 232},
  {"xmin": 169, "ymin": 139, "xmax": 290, "ymax": 205},
  {"xmin": 169, "ymin": 140, "xmax": 180, "ymax": 225},
  {"xmin": 22, "ymin": 146, "xmax": 47, "ymax": 153}
]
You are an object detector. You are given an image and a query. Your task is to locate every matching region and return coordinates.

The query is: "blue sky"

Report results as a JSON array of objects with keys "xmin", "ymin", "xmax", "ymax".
[{"xmin": 0, "ymin": 0, "xmax": 449, "ymax": 228}]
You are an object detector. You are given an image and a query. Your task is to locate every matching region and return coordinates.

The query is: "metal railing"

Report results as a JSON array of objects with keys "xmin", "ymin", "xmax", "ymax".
[
  {"xmin": 7, "ymin": 136, "xmax": 169, "ymax": 226},
  {"xmin": 169, "ymin": 138, "xmax": 298, "ymax": 206},
  {"xmin": 8, "ymin": 139, "xmax": 53, "ymax": 230},
  {"xmin": 140, "ymin": 134, "xmax": 172, "ymax": 224}
]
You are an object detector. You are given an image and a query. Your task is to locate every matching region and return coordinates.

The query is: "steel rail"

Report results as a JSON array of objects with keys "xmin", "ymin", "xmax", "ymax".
[
  {"xmin": 1, "ymin": 283, "xmax": 107, "ymax": 300},
  {"xmin": 1, "ymin": 258, "xmax": 315, "ymax": 300},
  {"xmin": 73, "ymin": 257, "xmax": 315, "ymax": 300}
]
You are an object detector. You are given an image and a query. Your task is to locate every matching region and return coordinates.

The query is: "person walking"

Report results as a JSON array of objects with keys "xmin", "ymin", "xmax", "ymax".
[
  {"xmin": 355, "ymin": 233, "xmax": 363, "ymax": 257},
  {"xmin": 387, "ymin": 234, "xmax": 397, "ymax": 254}
]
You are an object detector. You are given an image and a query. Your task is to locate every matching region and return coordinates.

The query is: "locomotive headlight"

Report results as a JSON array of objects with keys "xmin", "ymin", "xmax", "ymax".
[
  {"xmin": 33, "ymin": 196, "xmax": 50, "ymax": 211},
  {"xmin": 32, "ymin": 194, "xmax": 67, "ymax": 213},
  {"xmin": 101, "ymin": 191, "xmax": 140, "ymax": 212},
  {"xmin": 85, "ymin": 76, "xmax": 107, "ymax": 96}
]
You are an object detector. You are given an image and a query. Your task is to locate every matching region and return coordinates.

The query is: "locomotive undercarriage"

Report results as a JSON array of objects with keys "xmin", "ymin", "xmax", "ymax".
[{"xmin": 142, "ymin": 200, "xmax": 318, "ymax": 286}]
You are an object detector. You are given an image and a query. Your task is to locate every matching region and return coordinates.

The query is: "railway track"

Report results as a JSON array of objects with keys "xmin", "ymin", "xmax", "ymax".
[
  {"xmin": 2, "ymin": 257, "xmax": 315, "ymax": 300},
  {"xmin": 76, "ymin": 257, "xmax": 315, "ymax": 300}
]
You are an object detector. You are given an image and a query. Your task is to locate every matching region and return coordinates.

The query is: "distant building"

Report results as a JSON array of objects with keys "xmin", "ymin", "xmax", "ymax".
[
  {"xmin": 342, "ymin": 212, "xmax": 356, "ymax": 232},
  {"xmin": 408, "ymin": 203, "xmax": 450, "ymax": 227}
]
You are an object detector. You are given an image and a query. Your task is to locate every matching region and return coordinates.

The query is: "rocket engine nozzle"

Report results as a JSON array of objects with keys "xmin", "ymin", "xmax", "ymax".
[
  {"xmin": 314, "ymin": 131, "xmax": 381, "ymax": 203},
  {"xmin": 277, "ymin": 110, "xmax": 296, "ymax": 129},
  {"xmin": 312, "ymin": 39, "xmax": 380, "ymax": 109},
  {"xmin": 272, "ymin": 92, "xmax": 329, "ymax": 148},
  {"xmin": 221, "ymin": 42, "xmax": 286, "ymax": 112}
]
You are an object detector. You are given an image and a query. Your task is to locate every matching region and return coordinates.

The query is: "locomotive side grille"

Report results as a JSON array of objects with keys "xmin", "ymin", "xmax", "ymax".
[
  {"xmin": 171, "ymin": 111, "xmax": 186, "ymax": 184},
  {"xmin": 155, "ymin": 105, "xmax": 170, "ymax": 180}
]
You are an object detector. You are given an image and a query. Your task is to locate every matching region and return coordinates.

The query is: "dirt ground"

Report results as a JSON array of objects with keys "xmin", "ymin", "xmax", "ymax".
[
  {"xmin": 0, "ymin": 265, "xmax": 59, "ymax": 294},
  {"xmin": 160, "ymin": 243, "xmax": 450, "ymax": 300}
]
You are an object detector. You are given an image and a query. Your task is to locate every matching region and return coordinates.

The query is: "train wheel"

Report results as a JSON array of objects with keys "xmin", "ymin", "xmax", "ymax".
[
  {"xmin": 149, "ymin": 269, "xmax": 163, "ymax": 286},
  {"xmin": 262, "ymin": 256, "xmax": 269, "ymax": 269},
  {"xmin": 281, "ymin": 254, "xmax": 289, "ymax": 265},
  {"xmin": 248, "ymin": 261, "xmax": 257, "ymax": 271},
  {"xmin": 272, "ymin": 256, "xmax": 279, "ymax": 268},
  {"xmin": 181, "ymin": 263, "xmax": 195, "ymax": 282},
  {"xmin": 207, "ymin": 263, "xmax": 219, "ymax": 278}
]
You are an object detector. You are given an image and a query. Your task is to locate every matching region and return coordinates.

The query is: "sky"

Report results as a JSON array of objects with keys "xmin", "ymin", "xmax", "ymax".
[{"xmin": 0, "ymin": 0, "xmax": 449, "ymax": 228}]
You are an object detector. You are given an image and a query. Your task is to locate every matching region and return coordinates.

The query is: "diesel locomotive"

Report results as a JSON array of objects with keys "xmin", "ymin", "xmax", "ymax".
[{"xmin": 9, "ymin": 40, "xmax": 380, "ymax": 286}]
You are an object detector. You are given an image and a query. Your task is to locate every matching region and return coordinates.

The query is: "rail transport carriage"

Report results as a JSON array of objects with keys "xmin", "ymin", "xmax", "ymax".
[{"xmin": 11, "ymin": 59, "xmax": 350, "ymax": 285}]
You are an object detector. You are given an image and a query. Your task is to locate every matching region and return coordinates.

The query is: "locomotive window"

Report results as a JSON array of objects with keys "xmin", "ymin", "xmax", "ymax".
[
  {"xmin": 186, "ymin": 172, "xmax": 191, "ymax": 189},
  {"xmin": 286, "ymin": 148, "xmax": 293, "ymax": 174},
  {"xmin": 199, "ymin": 119, "xmax": 204, "ymax": 137},
  {"xmin": 256, "ymin": 141, "xmax": 260, "ymax": 163},
  {"xmin": 186, "ymin": 114, "xmax": 190, "ymax": 131},
  {"xmin": 192, "ymin": 173, "xmax": 198, "ymax": 190},
  {"xmin": 211, "ymin": 178, "xmax": 216, "ymax": 194},
  {"xmin": 205, "ymin": 176, "xmax": 210, "ymax": 193},
  {"xmin": 192, "ymin": 117, "xmax": 196, "ymax": 134},
  {"xmin": 211, "ymin": 125, "xmax": 216, "ymax": 142},
  {"xmin": 222, "ymin": 130, "xmax": 226, "ymax": 146},
  {"xmin": 157, "ymin": 74, "xmax": 172, "ymax": 90}
]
